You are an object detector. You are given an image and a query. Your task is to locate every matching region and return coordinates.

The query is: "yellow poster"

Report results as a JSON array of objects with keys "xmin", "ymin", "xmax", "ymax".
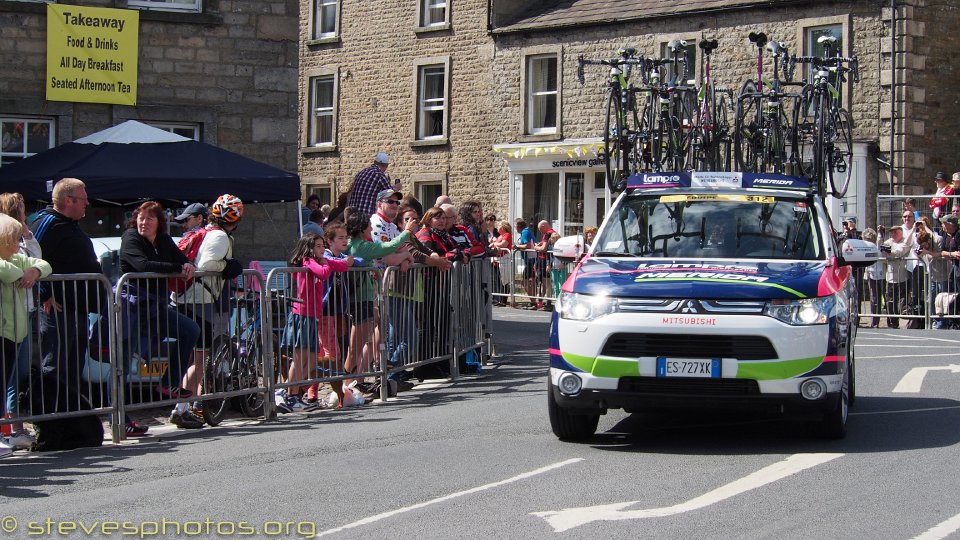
[{"xmin": 46, "ymin": 4, "xmax": 139, "ymax": 105}]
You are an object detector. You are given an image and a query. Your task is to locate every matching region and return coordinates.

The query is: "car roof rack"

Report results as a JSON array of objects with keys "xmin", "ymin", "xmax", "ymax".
[{"xmin": 625, "ymin": 171, "xmax": 814, "ymax": 193}]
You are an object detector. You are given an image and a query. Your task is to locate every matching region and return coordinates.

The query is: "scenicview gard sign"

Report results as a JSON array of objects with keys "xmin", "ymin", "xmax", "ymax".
[{"xmin": 46, "ymin": 4, "xmax": 139, "ymax": 106}]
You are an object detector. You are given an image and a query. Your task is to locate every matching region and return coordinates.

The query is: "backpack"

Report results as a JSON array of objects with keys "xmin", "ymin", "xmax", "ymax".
[{"xmin": 168, "ymin": 226, "xmax": 219, "ymax": 295}]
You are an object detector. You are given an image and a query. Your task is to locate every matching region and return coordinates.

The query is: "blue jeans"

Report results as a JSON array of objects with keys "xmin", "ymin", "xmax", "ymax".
[
  {"xmin": 386, "ymin": 298, "xmax": 419, "ymax": 367},
  {"xmin": 123, "ymin": 303, "xmax": 200, "ymax": 388},
  {"xmin": 5, "ymin": 336, "xmax": 30, "ymax": 416}
]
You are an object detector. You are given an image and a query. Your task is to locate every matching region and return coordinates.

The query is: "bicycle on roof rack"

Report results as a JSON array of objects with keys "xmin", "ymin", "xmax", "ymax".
[
  {"xmin": 787, "ymin": 35, "xmax": 859, "ymax": 198},
  {"xmin": 690, "ymin": 37, "xmax": 734, "ymax": 172},
  {"xmin": 577, "ymin": 48, "xmax": 646, "ymax": 191},
  {"xmin": 639, "ymin": 39, "xmax": 699, "ymax": 173},
  {"xmin": 734, "ymin": 32, "xmax": 805, "ymax": 176}
]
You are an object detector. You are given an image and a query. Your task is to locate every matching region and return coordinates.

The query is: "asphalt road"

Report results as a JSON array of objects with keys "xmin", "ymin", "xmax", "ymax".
[{"xmin": 1, "ymin": 311, "xmax": 960, "ymax": 539}]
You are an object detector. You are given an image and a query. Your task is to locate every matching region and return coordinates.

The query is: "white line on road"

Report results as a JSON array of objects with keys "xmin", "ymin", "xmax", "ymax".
[
  {"xmin": 316, "ymin": 458, "xmax": 583, "ymax": 537},
  {"xmin": 850, "ymin": 405, "xmax": 960, "ymax": 416},
  {"xmin": 893, "ymin": 365, "xmax": 960, "ymax": 393},
  {"xmin": 860, "ymin": 353, "xmax": 960, "ymax": 359},
  {"xmin": 531, "ymin": 453, "xmax": 843, "ymax": 532},
  {"xmin": 858, "ymin": 344, "xmax": 960, "ymax": 349},
  {"xmin": 912, "ymin": 511, "xmax": 960, "ymax": 540}
]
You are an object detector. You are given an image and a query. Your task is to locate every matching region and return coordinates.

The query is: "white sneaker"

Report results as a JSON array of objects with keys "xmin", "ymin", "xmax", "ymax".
[
  {"xmin": 0, "ymin": 439, "xmax": 13, "ymax": 459},
  {"xmin": 274, "ymin": 390, "xmax": 292, "ymax": 414},
  {"xmin": 5, "ymin": 430, "xmax": 34, "ymax": 450}
]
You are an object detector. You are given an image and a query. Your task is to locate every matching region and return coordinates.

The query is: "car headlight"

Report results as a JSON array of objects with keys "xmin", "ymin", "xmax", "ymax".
[
  {"xmin": 558, "ymin": 292, "xmax": 619, "ymax": 321},
  {"xmin": 764, "ymin": 296, "xmax": 835, "ymax": 325}
]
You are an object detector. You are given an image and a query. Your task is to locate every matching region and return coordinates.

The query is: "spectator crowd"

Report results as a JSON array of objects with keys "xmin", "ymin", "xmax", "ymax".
[{"xmin": 0, "ymin": 151, "xmax": 572, "ymax": 457}]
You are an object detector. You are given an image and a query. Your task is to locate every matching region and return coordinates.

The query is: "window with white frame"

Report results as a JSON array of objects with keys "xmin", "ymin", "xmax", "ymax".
[
  {"xmin": 147, "ymin": 122, "xmax": 201, "ymax": 140},
  {"xmin": 128, "ymin": 0, "xmax": 201, "ymax": 14},
  {"xmin": 527, "ymin": 54, "xmax": 558, "ymax": 134},
  {"xmin": 417, "ymin": 65, "xmax": 447, "ymax": 140},
  {"xmin": 309, "ymin": 75, "xmax": 336, "ymax": 146},
  {"xmin": 1, "ymin": 118, "xmax": 54, "ymax": 168},
  {"xmin": 313, "ymin": 0, "xmax": 338, "ymax": 39},
  {"xmin": 420, "ymin": 0, "xmax": 447, "ymax": 27}
]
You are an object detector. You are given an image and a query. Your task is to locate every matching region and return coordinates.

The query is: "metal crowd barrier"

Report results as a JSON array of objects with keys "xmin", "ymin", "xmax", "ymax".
[
  {"xmin": 492, "ymin": 249, "xmax": 574, "ymax": 310},
  {"xmin": 0, "ymin": 274, "xmax": 116, "ymax": 438},
  {"xmin": 858, "ymin": 250, "xmax": 960, "ymax": 329},
  {"xmin": 2, "ymin": 259, "xmax": 496, "ymax": 448}
]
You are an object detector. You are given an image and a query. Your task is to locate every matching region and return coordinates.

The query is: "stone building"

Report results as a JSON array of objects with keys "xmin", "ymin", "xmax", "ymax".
[
  {"xmin": 0, "ymin": 0, "xmax": 300, "ymax": 261},
  {"xmin": 301, "ymin": 0, "xmax": 955, "ymax": 233}
]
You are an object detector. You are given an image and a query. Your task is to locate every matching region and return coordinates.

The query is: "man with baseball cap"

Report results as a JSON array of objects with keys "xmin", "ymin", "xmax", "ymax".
[
  {"xmin": 347, "ymin": 152, "xmax": 400, "ymax": 218},
  {"xmin": 174, "ymin": 203, "xmax": 208, "ymax": 235},
  {"xmin": 930, "ymin": 172, "xmax": 955, "ymax": 219}
]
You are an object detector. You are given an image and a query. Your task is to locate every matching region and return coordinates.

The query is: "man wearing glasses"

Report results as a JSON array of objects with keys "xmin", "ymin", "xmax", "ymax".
[{"xmin": 30, "ymin": 178, "xmax": 104, "ymax": 410}]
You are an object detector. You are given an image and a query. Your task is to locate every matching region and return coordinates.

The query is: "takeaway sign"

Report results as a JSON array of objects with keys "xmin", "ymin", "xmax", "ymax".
[{"xmin": 46, "ymin": 4, "xmax": 139, "ymax": 105}]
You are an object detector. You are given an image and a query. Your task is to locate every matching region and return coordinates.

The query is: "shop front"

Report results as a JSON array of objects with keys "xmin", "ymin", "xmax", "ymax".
[{"xmin": 493, "ymin": 139, "xmax": 612, "ymax": 237}]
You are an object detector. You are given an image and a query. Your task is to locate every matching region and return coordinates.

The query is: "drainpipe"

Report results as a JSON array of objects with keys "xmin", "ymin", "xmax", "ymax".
[{"xmin": 890, "ymin": 0, "xmax": 896, "ymax": 195}]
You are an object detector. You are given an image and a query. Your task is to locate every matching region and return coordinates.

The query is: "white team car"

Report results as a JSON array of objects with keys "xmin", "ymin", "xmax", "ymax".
[{"xmin": 548, "ymin": 172, "xmax": 878, "ymax": 440}]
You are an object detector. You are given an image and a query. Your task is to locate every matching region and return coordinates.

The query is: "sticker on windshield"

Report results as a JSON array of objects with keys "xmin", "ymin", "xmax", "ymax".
[{"xmin": 659, "ymin": 194, "xmax": 775, "ymax": 204}]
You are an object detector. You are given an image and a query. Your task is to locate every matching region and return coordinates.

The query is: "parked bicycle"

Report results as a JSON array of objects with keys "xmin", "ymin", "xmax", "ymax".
[
  {"xmin": 788, "ymin": 35, "xmax": 859, "ymax": 198},
  {"xmin": 201, "ymin": 290, "xmax": 281, "ymax": 425}
]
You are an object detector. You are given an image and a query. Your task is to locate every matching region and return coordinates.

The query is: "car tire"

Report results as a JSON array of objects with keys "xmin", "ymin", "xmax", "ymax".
[
  {"xmin": 547, "ymin": 380, "xmax": 599, "ymax": 441},
  {"xmin": 813, "ymin": 367, "xmax": 849, "ymax": 440}
]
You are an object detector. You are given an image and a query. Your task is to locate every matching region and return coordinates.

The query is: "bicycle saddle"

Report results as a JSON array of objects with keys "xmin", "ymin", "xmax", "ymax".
[
  {"xmin": 748, "ymin": 32, "xmax": 768, "ymax": 47},
  {"xmin": 667, "ymin": 39, "xmax": 688, "ymax": 52},
  {"xmin": 699, "ymin": 39, "xmax": 719, "ymax": 54},
  {"xmin": 618, "ymin": 47, "xmax": 637, "ymax": 57},
  {"xmin": 766, "ymin": 41, "xmax": 786, "ymax": 55}
]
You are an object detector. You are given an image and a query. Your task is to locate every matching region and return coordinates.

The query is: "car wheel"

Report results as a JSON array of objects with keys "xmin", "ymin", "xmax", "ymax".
[
  {"xmin": 813, "ymin": 367, "xmax": 849, "ymax": 440},
  {"xmin": 547, "ymin": 380, "xmax": 599, "ymax": 441}
]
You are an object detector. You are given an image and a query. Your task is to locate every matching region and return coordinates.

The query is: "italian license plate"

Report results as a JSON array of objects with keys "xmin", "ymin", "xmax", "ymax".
[
  {"xmin": 656, "ymin": 357, "xmax": 720, "ymax": 378},
  {"xmin": 140, "ymin": 362, "xmax": 169, "ymax": 377}
]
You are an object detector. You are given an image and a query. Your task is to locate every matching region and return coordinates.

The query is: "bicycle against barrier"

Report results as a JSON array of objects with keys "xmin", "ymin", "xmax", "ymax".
[
  {"xmin": 734, "ymin": 32, "xmax": 804, "ymax": 175},
  {"xmin": 788, "ymin": 35, "xmax": 859, "ymax": 198}
]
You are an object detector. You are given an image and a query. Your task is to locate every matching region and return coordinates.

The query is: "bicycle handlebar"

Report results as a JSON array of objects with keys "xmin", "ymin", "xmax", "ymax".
[
  {"xmin": 577, "ymin": 54, "xmax": 647, "ymax": 83},
  {"xmin": 787, "ymin": 55, "xmax": 860, "ymax": 83}
]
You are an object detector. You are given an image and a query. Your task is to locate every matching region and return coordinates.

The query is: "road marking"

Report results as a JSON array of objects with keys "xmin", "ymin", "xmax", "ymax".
[
  {"xmin": 316, "ymin": 458, "xmax": 583, "ymax": 537},
  {"xmin": 892, "ymin": 365, "xmax": 960, "ymax": 393},
  {"xmin": 531, "ymin": 453, "xmax": 843, "ymax": 532},
  {"xmin": 858, "ymin": 344, "xmax": 960, "ymax": 349},
  {"xmin": 860, "ymin": 353, "xmax": 960, "ymax": 359},
  {"xmin": 851, "ymin": 405, "xmax": 960, "ymax": 416},
  {"xmin": 912, "ymin": 511, "xmax": 960, "ymax": 540}
]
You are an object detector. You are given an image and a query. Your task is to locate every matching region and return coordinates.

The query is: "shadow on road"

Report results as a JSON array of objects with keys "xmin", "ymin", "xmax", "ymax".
[{"xmin": 584, "ymin": 395, "xmax": 960, "ymax": 455}]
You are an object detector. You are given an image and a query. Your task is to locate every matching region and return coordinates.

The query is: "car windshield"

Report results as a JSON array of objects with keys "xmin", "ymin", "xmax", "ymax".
[{"xmin": 593, "ymin": 191, "xmax": 823, "ymax": 260}]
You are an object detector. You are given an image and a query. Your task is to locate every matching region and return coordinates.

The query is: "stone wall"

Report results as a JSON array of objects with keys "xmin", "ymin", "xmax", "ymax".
[
  {"xmin": 299, "ymin": 0, "xmax": 905, "ymax": 220},
  {"xmin": 298, "ymin": 0, "xmax": 504, "ymax": 215},
  {"xmin": 0, "ymin": 0, "xmax": 300, "ymax": 261}
]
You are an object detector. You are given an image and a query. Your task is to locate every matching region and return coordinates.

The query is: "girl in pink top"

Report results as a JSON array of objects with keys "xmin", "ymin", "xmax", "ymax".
[{"xmin": 278, "ymin": 232, "xmax": 353, "ymax": 411}]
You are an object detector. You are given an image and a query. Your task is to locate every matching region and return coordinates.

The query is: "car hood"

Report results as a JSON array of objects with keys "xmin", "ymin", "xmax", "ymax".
[{"xmin": 567, "ymin": 257, "xmax": 829, "ymax": 300}]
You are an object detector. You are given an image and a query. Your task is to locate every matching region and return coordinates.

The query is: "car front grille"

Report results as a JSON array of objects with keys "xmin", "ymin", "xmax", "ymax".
[
  {"xmin": 617, "ymin": 376, "xmax": 761, "ymax": 396},
  {"xmin": 600, "ymin": 333, "xmax": 778, "ymax": 360}
]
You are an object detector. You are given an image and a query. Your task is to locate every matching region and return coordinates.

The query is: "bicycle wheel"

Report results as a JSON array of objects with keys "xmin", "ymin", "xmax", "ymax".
[
  {"xmin": 236, "ymin": 336, "xmax": 266, "ymax": 417},
  {"xmin": 734, "ymin": 80, "xmax": 760, "ymax": 172},
  {"xmin": 763, "ymin": 105, "xmax": 786, "ymax": 174},
  {"xmin": 202, "ymin": 334, "xmax": 235, "ymax": 427},
  {"xmin": 716, "ymin": 94, "xmax": 732, "ymax": 171},
  {"xmin": 791, "ymin": 84, "xmax": 816, "ymax": 177},
  {"xmin": 690, "ymin": 87, "xmax": 710, "ymax": 171},
  {"xmin": 603, "ymin": 90, "xmax": 627, "ymax": 188},
  {"xmin": 636, "ymin": 91, "xmax": 657, "ymax": 172},
  {"xmin": 812, "ymin": 90, "xmax": 831, "ymax": 194},
  {"xmin": 674, "ymin": 89, "xmax": 698, "ymax": 171},
  {"xmin": 828, "ymin": 108, "xmax": 854, "ymax": 198}
]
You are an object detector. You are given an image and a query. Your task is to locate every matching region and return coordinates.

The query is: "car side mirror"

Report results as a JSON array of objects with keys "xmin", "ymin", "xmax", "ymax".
[{"xmin": 837, "ymin": 239, "xmax": 880, "ymax": 268}]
